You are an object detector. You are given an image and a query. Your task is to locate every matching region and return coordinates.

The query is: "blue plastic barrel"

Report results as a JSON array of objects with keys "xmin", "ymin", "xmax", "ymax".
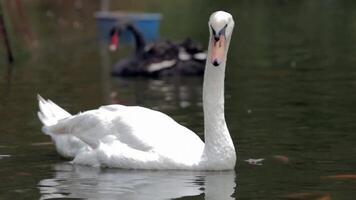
[{"xmin": 95, "ymin": 11, "xmax": 162, "ymax": 44}]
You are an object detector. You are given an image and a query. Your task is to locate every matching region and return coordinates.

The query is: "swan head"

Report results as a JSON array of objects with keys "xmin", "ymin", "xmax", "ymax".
[
  {"xmin": 208, "ymin": 11, "xmax": 234, "ymax": 67},
  {"xmin": 109, "ymin": 23, "xmax": 134, "ymax": 51}
]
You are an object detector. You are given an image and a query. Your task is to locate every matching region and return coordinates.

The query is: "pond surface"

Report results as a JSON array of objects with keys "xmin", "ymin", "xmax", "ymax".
[{"xmin": 1, "ymin": 0, "xmax": 356, "ymax": 199}]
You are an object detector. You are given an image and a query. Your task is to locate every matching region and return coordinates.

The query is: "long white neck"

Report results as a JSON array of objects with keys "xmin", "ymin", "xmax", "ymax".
[{"xmin": 202, "ymin": 39, "xmax": 236, "ymax": 169}]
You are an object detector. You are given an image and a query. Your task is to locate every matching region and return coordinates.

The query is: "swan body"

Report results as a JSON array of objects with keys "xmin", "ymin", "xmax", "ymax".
[{"xmin": 38, "ymin": 11, "xmax": 236, "ymax": 170}]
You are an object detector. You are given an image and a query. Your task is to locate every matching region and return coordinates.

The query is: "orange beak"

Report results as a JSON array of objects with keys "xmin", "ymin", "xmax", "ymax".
[
  {"xmin": 110, "ymin": 31, "xmax": 119, "ymax": 51},
  {"xmin": 210, "ymin": 35, "xmax": 226, "ymax": 66}
]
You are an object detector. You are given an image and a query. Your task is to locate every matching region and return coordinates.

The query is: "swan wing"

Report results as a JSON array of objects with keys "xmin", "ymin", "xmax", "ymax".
[
  {"xmin": 106, "ymin": 105, "xmax": 204, "ymax": 154},
  {"xmin": 47, "ymin": 105, "xmax": 204, "ymax": 159}
]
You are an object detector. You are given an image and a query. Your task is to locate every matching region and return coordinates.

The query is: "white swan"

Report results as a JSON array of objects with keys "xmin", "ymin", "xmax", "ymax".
[{"xmin": 37, "ymin": 11, "xmax": 236, "ymax": 170}]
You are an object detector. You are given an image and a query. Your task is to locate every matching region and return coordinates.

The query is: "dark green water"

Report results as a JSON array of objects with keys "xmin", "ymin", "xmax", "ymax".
[{"xmin": 1, "ymin": 0, "xmax": 356, "ymax": 199}]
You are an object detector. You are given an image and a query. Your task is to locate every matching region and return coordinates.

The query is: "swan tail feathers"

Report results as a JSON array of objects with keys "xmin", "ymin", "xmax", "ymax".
[{"xmin": 37, "ymin": 94, "xmax": 71, "ymax": 128}]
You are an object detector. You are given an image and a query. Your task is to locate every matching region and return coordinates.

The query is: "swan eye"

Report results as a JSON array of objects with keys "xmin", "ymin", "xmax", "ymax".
[
  {"xmin": 210, "ymin": 25, "xmax": 216, "ymax": 36},
  {"xmin": 219, "ymin": 24, "xmax": 228, "ymax": 36}
]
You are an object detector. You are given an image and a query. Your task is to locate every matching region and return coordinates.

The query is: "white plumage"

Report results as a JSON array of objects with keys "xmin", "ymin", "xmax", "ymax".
[{"xmin": 37, "ymin": 11, "xmax": 236, "ymax": 170}]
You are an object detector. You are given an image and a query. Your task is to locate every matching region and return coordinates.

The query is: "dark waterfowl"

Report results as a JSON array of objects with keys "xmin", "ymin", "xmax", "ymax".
[{"xmin": 109, "ymin": 23, "xmax": 206, "ymax": 77}]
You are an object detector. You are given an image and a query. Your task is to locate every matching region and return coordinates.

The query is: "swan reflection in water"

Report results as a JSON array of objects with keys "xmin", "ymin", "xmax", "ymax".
[
  {"xmin": 38, "ymin": 163, "xmax": 236, "ymax": 200},
  {"xmin": 110, "ymin": 77, "xmax": 204, "ymax": 111}
]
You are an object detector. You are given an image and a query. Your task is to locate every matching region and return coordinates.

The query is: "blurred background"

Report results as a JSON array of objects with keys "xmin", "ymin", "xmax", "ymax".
[{"xmin": 1, "ymin": 0, "xmax": 356, "ymax": 199}]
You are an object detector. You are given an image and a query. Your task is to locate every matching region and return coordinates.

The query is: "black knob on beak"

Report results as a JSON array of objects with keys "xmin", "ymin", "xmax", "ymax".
[{"xmin": 214, "ymin": 35, "xmax": 220, "ymax": 42}]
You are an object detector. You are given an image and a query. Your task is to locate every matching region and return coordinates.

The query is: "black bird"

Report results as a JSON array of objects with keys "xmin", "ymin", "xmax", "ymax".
[{"xmin": 109, "ymin": 23, "xmax": 206, "ymax": 77}]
